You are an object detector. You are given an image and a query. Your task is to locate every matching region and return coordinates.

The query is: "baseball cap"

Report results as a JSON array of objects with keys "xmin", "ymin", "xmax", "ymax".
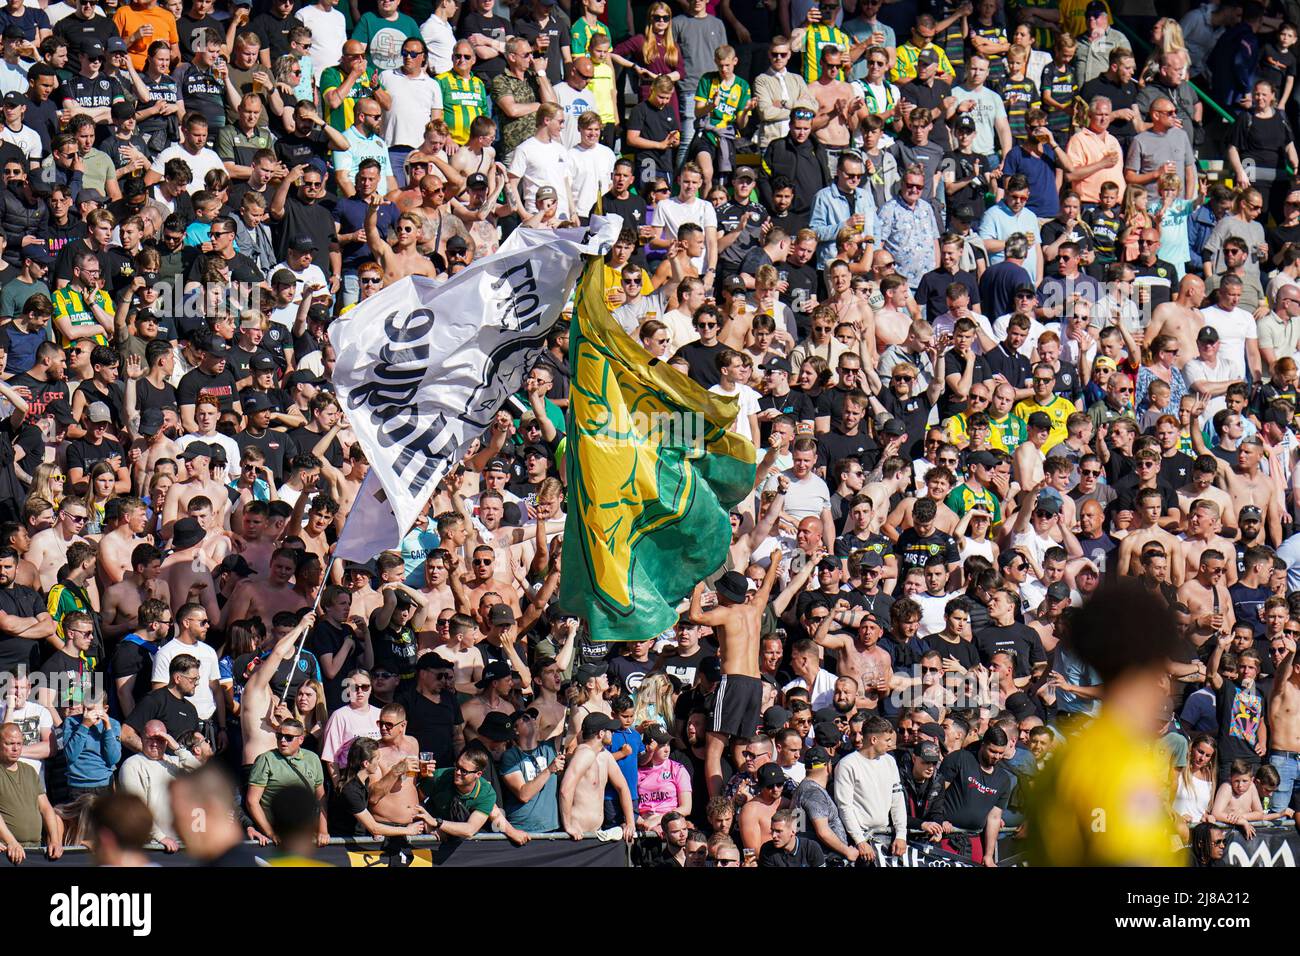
[
  {"xmin": 523, "ymin": 443, "xmax": 551, "ymax": 460},
  {"xmin": 219, "ymin": 554, "xmax": 255, "ymax": 578},
  {"xmin": 715, "ymin": 570, "xmax": 749, "ymax": 604},
  {"xmin": 1035, "ymin": 494, "xmax": 1062, "ymax": 516},
  {"xmin": 756, "ymin": 763, "xmax": 786, "ymax": 789},
  {"xmin": 138, "ymin": 407, "xmax": 165, "ymax": 436},
  {"xmin": 286, "ymin": 369, "xmax": 321, "ymax": 387},
  {"xmin": 916, "ymin": 740, "xmax": 942, "ymax": 763},
  {"xmin": 1046, "ymin": 581, "xmax": 1070, "ymax": 602},
  {"xmin": 1, "ymin": 25, "xmax": 23, "ymax": 40},
  {"xmin": 488, "ymin": 604, "xmax": 516, "ymax": 627},
  {"xmin": 484, "ymin": 457, "xmax": 512, "ymax": 474},
  {"xmin": 1240, "ymin": 505, "xmax": 1263, "ymax": 520},
  {"xmin": 763, "ymin": 356, "xmax": 792, "ymax": 375},
  {"xmin": 535, "ymin": 185, "xmax": 558, "ymax": 203},
  {"xmin": 882, "ymin": 418, "xmax": 908, "ymax": 436},
  {"xmin": 466, "ymin": 172, "xmax": 489, "ymax": 190},
  {"xmin": 857, "ymin": 550, "xmax": 884, "ymax": 568},
  {"xmin": 250, "ymin": 353, "xmax": 277, "ymax": 372},
  {"xmin": 802, "ymin": 745, "xmax": 832, "ymax": 768},
  {"xmin": 171, "ymin": 516, "xmax": 205, "ymax": 550},
  {"xmin": 581, "ymin": 712, "xmax": 620, "ymax": 737},
  {"xmin": 82, "ymin": 40, "xmax": 106, "ymax": 58},
  {"xmin": 813, "ymin": 722, "xmax": 842, "ymax": 748},
  {"xmin": 762, "ymin": 706, "xmax": 792, "ymax": 733},
  {"xmin": 85, "ymin": 401, "xmax": 111, "ymax": 423},
  {"xmin": 105, "ymin": 36, "xmax": 127, "ymax": 53},
  {"xmin": 1196, "ymin": 326, "xmax": 1220, "ymax": 344},
  {"xmin": 242, "ymin": 391, "xmax": 273, "ymax": 413},
  {"xmin": 1092, "ymin": 355, "xmax": 1118, "ymax": 371},
  {"xmin": 722, "ymin": 274, "xmax": 747, "ymax": 294},
  {"xmin": 916, "ymin": 48, "xmax": 938, "ymax": 66},
  {"xmin": 642, "ymin": 724, "xmax": 671, "ymax": 746},
  {"xmin": 508, "ymin": 707, "xmax": 540, "ymax": 725},
  {"xmin": 1026, "ymin": 411, "xmax": 1052, "ymax": 431},
  {"xmin": 919, "ymin": 721, "xmax": 945, "ymax": 742},
  {"xmin": 950, "ymin": 203, "xmax": 977, "ymax": 223},
  {"xmin": 415, "ymin": 653, "xmax": 454, "ymax": 671},
  {"xmin": 1084, "ymin": 0, "xmax": 1107, "ymax": 17},
  {"xmin": 967, "ymin": 450, "xmax": 996, "ymax": 469},
  {"xmin": 475, "ymin": 659, "xmax": 516, "ymax": 689},
  {"xmin": 78, "ymin": 188, "xmax": 106, "ymax": 205},
  {"xmin": 573, "ymin": 661, "xmax": 608, "ymax": 685},
  {"xmin": 1014, "ymin": 284, "xmax": 1037, "ymax": 298},
  {"xmin": 205, "ymin": 339, "xmax": 232, "ymax": 359},
  {"xmin": 699, "ymin": 656, "xmax": 723, "ymax": 684},
  {"xmin": 1, "ymin": 91, "xmax": 26, "ymax": 109},
  {"xmin": 289, "ymin": 234, "xmax": 317, "ymax": 253},
  {"xmin": 270, "ymin": 268, "xmax": 297, "ymax": 287},
  {"xmin": 20, "ymin": 244, "xmax": 51, "ymax": 265},
  {"xmin": 446, "ymin": 236, "xmax": 470, "ymax": 255},
  {"xmin": 733, "ymin": 166, "xmax": 757, "ymax": 182},
  {"xmin": 953, "ymin": 114, "xmax": 976, "ymax": 133}
]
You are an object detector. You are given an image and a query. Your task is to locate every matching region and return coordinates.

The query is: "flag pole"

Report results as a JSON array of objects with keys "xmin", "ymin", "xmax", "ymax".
[{"xmin": 275, "ymin": 562, "xmax": 333, "ymax": 710}]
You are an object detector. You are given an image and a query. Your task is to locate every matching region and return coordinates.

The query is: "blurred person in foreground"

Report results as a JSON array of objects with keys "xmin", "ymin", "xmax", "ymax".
[{"xmin": 1023, "ymin": 582, "xmax": 1184, "ymax": 866}]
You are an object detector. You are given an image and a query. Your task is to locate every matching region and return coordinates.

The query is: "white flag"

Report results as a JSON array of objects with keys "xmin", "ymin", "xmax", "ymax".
[
  {"xmin": 330, "ymin": 217, "xmax": 622, "ymax": 545},
  {"xmin": 333, "ymin": 471, "xmax": 400, "ymax": 563}
]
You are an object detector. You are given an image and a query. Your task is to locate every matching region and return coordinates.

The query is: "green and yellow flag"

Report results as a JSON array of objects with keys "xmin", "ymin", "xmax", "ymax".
[{"xmin": 558, "ymin": 260, "xmax": 758, "ymax": 643}]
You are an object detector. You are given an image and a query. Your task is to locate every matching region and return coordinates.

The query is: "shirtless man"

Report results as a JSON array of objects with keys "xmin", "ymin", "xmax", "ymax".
[
  {"xmin": 861, "ymin": 458, "xmax": 912, "ymax": 534},
  {"xmin": 1177, "ymin": 456, "xmax": 1237, "ymax": 535},
  {"xmin": 101, "ymin": 543, "xmax": 171, "ymax": 640},
  {"xmin": 1143, "ymin": 274, "xmax": 1206, "ymax": 363},
  {"xmin": 240, "ymin": 611, "xmax": 315, "ymax": 768},
  {"xmin": 873, "ymin": 273, "xmax": 913, "ymax": 347},
  {"xmin": 1220, "ymin": 436, "xmax": 1285, "ymax": 546},
  {"xmin": 232, "ymin": 500, "xmax": 278, "ymax": 577},
  {"xmin": 1268, "ymin": 636, "xmax": 1300, "ymax": 811},
  {"xmin": 295, "ymin": 495, "xmax": 336, "ymax": 563},
  {"xmin": 159, "ymin": 517, "xmax": 221, "ymax": 624},
  {"xmin": 97, "ymin": 496, "xmax": 149, "ymax": 586},
  {"xmin": 533, "ymin": 649, "xmax": 574, "ymax": 744},
  {"xmin": 345, "ymin": 554, "xmax": 400, "ymax": 625},
  {"xmin": 163, "ymin": 445, "xmax": 224, "ymax": 540},
  {"xmin": 453, "ymin": 545, "xmax": 522, "ymax": 616},
  {"xmin": 366, "ymin": 702, "xmax": 423, "ymax": 825},
  {"xmin": 460, "ymin": 658, "xmax": 518, "ymax": 743},
  {"xmin": 186, "ymin": 497, "xmax": 234, "ymax": 571},
  {"xmin": 689, "ymin": 550, "xmax": 783, "ymax": 798},
  {"xmin": 1178, "ymin": 548, "xmax": 1235, "ymax": 647},
  {"xmin": 365, "ymin": 198, "xmax": 439, "ymax": 283},
  {"xmin": 26, "ymin": 498, "xmax": 90, "ymax": 593},
  {"xmin": 826, "ymin": 259, "xmax": 876, "ymax": 360},
  {"xmin": 560, "ymin": 712, "xmax": 635, "ymax": 841},
  {"xmin": 414, "ymin": 551, "xmax": 456, "ymax": 650},
  {"xmin": 1012, "ymin": 413, "xmax": 1053, "ymax": 489},
  {"xmin": 1181, "ymin": 500, "xmax": 1238, "ymax": 586},
  {"xmin": 883, "ymin": 468, "xmax": 959, "ymax": 539},
  {"xmin": 434, "ymin": 612, "xmax": 484, "ymax": 695},
  {"xmin": 1116, "ymin": 488, "xmax": 1186, "ymax": 583},
  {"xmin": 738, "ymin": 762, "xmax": 787, "ymax": 854},
  {"xmin": 220, "ymin": 547, "xmax": 305, "ymax": 631},
  {"xmin": 814, "ymin": 609, "xmax": 894, "ymax": 710}
]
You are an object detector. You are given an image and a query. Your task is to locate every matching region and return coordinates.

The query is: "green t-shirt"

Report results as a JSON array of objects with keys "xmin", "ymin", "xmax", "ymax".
[
  {"xmin": 0, "ymin": 277, "xmax": 49, "ymax": 321},
  {"xmin": 319, "ymin": 64, "xmax": 383, "ymax": 132},
  {"xmin": 352, "ymin": 12, "xmax": 422, "ymax": 72},
  {"xmin": 249, "ymin": 749, "xmax": 325, "ymax": 823},
  {"xmin": 0, "ymin": 762, "xmax": 44, "ymax": 843},
  {"xmin": 420, "ymin": 767, "xmax": 496, "ymax": 819},
  {"xmin": 570, "ymin": 16, "xmax": 609, "ymax": 57},
  {"xmin": 944, "ymin": 483, "xmax": 1003, "ymax": 525}
]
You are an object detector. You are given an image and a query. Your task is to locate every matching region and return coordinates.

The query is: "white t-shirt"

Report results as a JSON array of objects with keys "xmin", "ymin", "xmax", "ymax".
[
  {"xmin": 177, "ymin": 431, "xmax": 242, "ymax": 472},
  {"xmin": 151, "ymin": 144, "xmax": 225, "ymax": 196},
  {"xmin": 553, "ymin": 82, "xmax": 599, "ymax": 150},
  {"xmin": 151, "ymin": 638, "xmax": 222, "ymax": 720},
  {"xmin": 1182, "ymin": 354, "xmax": 1243, "ymax": 420},
  {"xmin": 420, "ymin": 13, "xmax": 456, "ymax": 74},
  {"xmin": 508, "ymin": 135, "xmax": 573, "ymax": 220},
  {"xmin": 655, "ymin": 197, "xmax": 718, "ymax": 273},
  {"xmin": 783, "ymin": 668, "xmax": 837, "ymax": 709},
  {"xmin": 271, "ymin": 260, "xmax": 330, "ymax": 302},
  {"xmin": 708, "ymin": 382, "xmax": 761, "ymax": 442},
  {"xmin": 781, "ymin": 470, "xmax": 831, "ymax": 522},
  {"xmin": 950, "ymin": 85, "xmax": 1007, "ymax": 155},
  {"xmin": 567, "ymin": 142, "xmax": 615, "ymax": 219},
  {"xmin": 915, "ymin": 590, "xmax": 954, "ymax": 637},
  {"xmin": 379, "ymin": 70, "xmax": 443, "ymax": 148},
  {"xmin": 1201, "ymin": 305, "xmax": 1258, "ymax": 380},
  {"xmin": 992, "ymin": 312, "xmax": 1048, "ymax": 357},
  {"xmin": 0, "ymin": 123, "xmax": 41, "ymax": 162},
  {"xmin": 296, "ymin": 4, "xmax": 348, "ymax": 75},
  {"xmin": 0, "ymin": 699, "xmax": 53, "ymax": 783}
]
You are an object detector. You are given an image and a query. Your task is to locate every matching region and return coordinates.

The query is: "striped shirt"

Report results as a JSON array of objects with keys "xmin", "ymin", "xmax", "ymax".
[
  {"xmin": 802, "ymin": 24, "xmax": 853, "ymax": 82},
  {"xmin": 319, "ymin": 64, "xmax": 383, "ymax": 132},
  {"xmin": 1000, "ymin": 76, "xmax": 1040, "ymax": 142},
  {"xmin": 52, "ymin": 285, "xmax": 111, "ymax": 349},
  {"xmin": 695, "ymin": 73, "xmax": 751, "ymax": 134},
  {"xmin": 570, "ymin": 16, "xmax": 609, "ymax": 57},
  {"xmin": 436, "ymin": 70, "xmax": 492, "ymax": 145},
  {"xmin": 890, "ymin": 41, "xmax": 954, "ymax": 84}
]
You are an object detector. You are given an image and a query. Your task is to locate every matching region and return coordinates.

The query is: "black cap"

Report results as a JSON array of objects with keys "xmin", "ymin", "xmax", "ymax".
[
  {"xmin": 484, "ymin": 457, "xmax": 512, "ymax": 474},
  {"xmin": 802, "ymin": 745, "xmax": 832, "ymax": 768},
  {"xmin": 478, "ymin": 711, "xmax": 517, "ymax": 741},
  {"xmin": 757, "ymin": 763, "xmax": 786, "ymax": 789},
  {"xmin": 466, "ymin": 172, "xmax": 488, "ymax": 190},
  {"xmin": 289, "ymin": 235, "xmax": 317, "ymax": 253},
  {"xmin": 523, "ymin": 443, "xmax": 551, "ymax": 460},
  {"xmin": 138, "ymin": 407, "xmax": 165, "ymax": 436},
  {"xmin": 858, "ymin": 550, "xmax": 883, "ymax": 568},
  {"xmin": 181, "ymin": 441, "xmax": 212, "ymax": 460},
  {"xmin": 813, "ymin": 722, "xmax": 842, "ymax": 748},
  {"xmin": 105, "ymin": 36, "xmax": 127, "ymax": 53},
  {"xmin": 171, "ymin": 516, "xmax": 205, "ymax": 550},
  {"xmin": 415, "ymin": 653, "xmax": 453, "ymax": 671},
  {"xmin": 700, "ymin": 656, "xmax": 723, "ymax": 683},
  {"xmin": 446, "ymin": 236, "xmax": 470, "ymax": 254},
  {"xmin": 763, "ymin": 356, "xmax": 792, "ymax": 375},
  {"xmin": 916, "ymin": 740, "xmax": 942, "ymax": 763},
  {"xmin": 715, "ymin": 570, "xmax": 748, "ymax": 604},
  {"xmin": 488, "ymin": 603, "xmax": 516, "ymax": 627},
  {"xmin": 950, "ymin": 203, "xmax": 977, "ymax": 222},
  {"xmin": 82, "ymin": 40, "xmax": 105, "ymax": 58},
  {"xmin": 1, "ymin": 91, "xmax": 25, "ymax": 109},
  {"xmin": 2, "ymin": 25, "xmax": 25, "ymax": 40},
  {"xmin": 1034, "ymin": 493, "xmax": 1062, "ymax": 516},
  {"xmin": 205, "ymin": 339, "xmax": 232, "ymax": 359},
  {"xmin": 242, "ymin": 391, "xmax": 273, "ymax": 413},
  {"xmin": 475, "ymin": 659, "xmax": 515, "ymax": 688},
  {"xmin": 882, "ymin": 418, "xmax": 908, "ymax": 436},
  {"xmin": 918, "ymin": 721, "xmax": 944, "ymax": 742},
  {"xmin": 286, "ymin": 369, "xmax": 321, "ymax": 387},
  {"xmin": 1084, "ymin": 0, "xmax": 1107, "ymax": 17},
  {"xmin": 1046, "ymin": 581, "xmax": 1070, "ymax": 602},
  {"xmin": 581, "ymin": 712, "xmax": 620, "ymax": 737},
  {"xmin": 967, "ymin": 450, "xmax": 996, "ymax": 468},
  {"xmin": 916, "ymin": 48, "xmax": 938, "ymax": 66},
  {"xmin": 1196, "ymin": 325, "xmax": 1219, "ymax": 344},
  {"xmin": 1026, "ymin": 411, "xmax": 1052, "ymax": 430},
  {"xmin": 574, "ymin": 661, "xmax": 608, "ymax": 684},
  {"xmin": 762, "ymin": 706, "xmax": 792, "ymax": 732},
  {"xmin": 642, "ymin": 724, "xmax": 671, "ymax": 746},
  {"xmin": 219, "ymin": 554, "xmax": 255, "ymax": 578},
  {"xmin": 953, "ymin": 114, "xmax": 976, "ymax": 133},
  {"xmin": 509, "ymin": 706, "xmax": 540, "ymax": 725}
]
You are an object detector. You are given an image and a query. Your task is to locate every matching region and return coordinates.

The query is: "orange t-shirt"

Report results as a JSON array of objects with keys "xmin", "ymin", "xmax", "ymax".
[{"xmin": 113, "ymin": 5, "xmax": 179, "ymax": 70}]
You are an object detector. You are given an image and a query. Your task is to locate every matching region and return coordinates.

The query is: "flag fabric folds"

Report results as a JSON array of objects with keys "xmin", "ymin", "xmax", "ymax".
[
  {"xmin": 331, "ymin": 219, "xmax": 622, "ymax": 557},
  {"xmin": 558, "ymin": 261, "xmax": 758, "ymax": 642}
]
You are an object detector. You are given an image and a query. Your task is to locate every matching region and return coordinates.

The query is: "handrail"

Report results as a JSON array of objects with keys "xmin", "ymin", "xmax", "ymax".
[{"xmin": 1111, "ymin": 16, "xmax": 1237, "ymax": 125}]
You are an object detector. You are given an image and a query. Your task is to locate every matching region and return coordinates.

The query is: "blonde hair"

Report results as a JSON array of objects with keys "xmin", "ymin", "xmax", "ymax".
[
  {"xmin": 632, "ymin": 673, "xmax": 678, "ymax": 731},
  {"xmin": 642, "ymin": 1, "xmax": 680, "ymax": 69}
]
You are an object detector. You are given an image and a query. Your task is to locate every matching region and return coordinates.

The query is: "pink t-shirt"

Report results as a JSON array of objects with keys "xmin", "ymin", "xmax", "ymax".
[
  {"xmin": 637, "ymin": 758, "xmax": 691, "ymax": 816},
  {"xmin": 320, "ymin": 704, "xmax": 381, "ymax": 766}
]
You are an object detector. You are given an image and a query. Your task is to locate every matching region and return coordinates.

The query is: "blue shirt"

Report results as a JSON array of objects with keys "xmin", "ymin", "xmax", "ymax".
[
  {"xmin": 877, "ymin": 195, "xmax": 940, "ymax": 290},
  {"xmin": 336, "ymin": 196, "xmax": 400, "ymax": 270},
  {"xmin": 334, "ymin": 126, "xmax": 394, "ymax": 183},
  {"xmin": 63, "ymin": 716, "xmax": 122, "ymax": 789},
  {"xmin": 401, "ymin": 524, "xmax": 442, "ymax": 586},
  {"xmin": 978, "ymin": 201, "xmax": 1042, "ymax": 281},
  {"xmin": 809, "ymin": 184, "xmax": 877, "ymax": 268},
  {"xmin": 606, "ymin": 727, "xmax": 644, "ymax": 801},
  {"xmin": 1187, "ymin": 203, "xmax": 1218, "ymax": 269},
  {"xmin": 1001, "ymin": 144, "xmax": 1059, "ymax": 218},
  {"xmin": 500, "ymin": 742, "xmax": 560, "ymax": 832}
]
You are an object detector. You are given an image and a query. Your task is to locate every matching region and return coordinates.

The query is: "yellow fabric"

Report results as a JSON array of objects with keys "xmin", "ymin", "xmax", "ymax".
[
  {"xmin": 1023, "ymin": 710, "xmax": 1182, "ymax": 867},
  {"xmin": 1013, "ymin": 394, "xmax": 1074, "ymax": 452}
]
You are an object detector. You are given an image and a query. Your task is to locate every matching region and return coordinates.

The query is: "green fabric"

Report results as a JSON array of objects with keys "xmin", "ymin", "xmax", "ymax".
[
  {"xmin": 421, "ymin": 767, "xmax": 495, "ymax": 818},
  {"xmin": 558, "ymin": 260, "xmax": 758, "ymax": 643}
]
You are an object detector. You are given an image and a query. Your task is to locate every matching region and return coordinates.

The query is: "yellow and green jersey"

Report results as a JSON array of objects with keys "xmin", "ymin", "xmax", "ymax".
[
  {"xmin": 889, "ymin": 41, "xmax": 954, "ymax": 83},
  {"xmin": 435, "ymin": 71, "xmax": 492, "ymax": 145},
  {"xmin": 987, "ymin": 412, "xmax": 1027, "ymax": 452},
  {"xmin": 570, "ymin": 16, "xmax": 610, "ymax": 57},
  {"xmin": 695, "ymin": 73, "xmax": 751, "ymax": 137},
  {"xmin": 802, "ymin": 24, "xmax": 853, "ymax": 82},
  {"xmin": 52, "ymin": 285, "xmax": 112, "ymax": 349},
  {"xmin": 945, "ymin": 483, "xmax": 1003, "ymax": 526},
  {"xmin": 1014, "ymin": 394, "xmax": 1075, "ymax": 452},
  {"xmin": 319, "ymin": 64, "xmax": 382, "ymax": 132}
]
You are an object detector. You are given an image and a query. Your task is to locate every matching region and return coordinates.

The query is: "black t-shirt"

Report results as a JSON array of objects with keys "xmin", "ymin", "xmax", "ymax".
[
  {"xmin": 109, "ymin": 637, "xmax": 157, "ymax": 716},
  {"xmin": 370, "ymin": 618, "xmax": 418, "ymax": 683},
  {"xmin": 1110, "ymin": 474, "xmax": 1179, "ymax": 514},
  {"xmin": 899, "ymin": 78, "xmax": 952, "ymax": 147},
  {"xmin": 878, "ymin": 389, "xmax": 934, "ymax": 452},
  {"xmin": 606, "ymin": 653, "xmax": 652, "ymax": 694},
  {"xmin": 288, "ymin": 424, "xmax": 342, "ymax": 468},
  {"xmin": 758, "ymin": 389, "xmax": 816, "ymax": 439},
  {"xmin": 396, "ymin": 688, "xmax": 464, "ymax": 767},
  {"xmin": 177, "ymin": 367, "xmax": 240, "ymax": 412},
  {"xmin": 659, "ymin": 647, "xmax": 709, "ymax": 688},
  {"xmin": 327, "ymin": 776, "xmax": 370, "ymax": 837},
  {"xmin": 1215, "ymin": 680, "xmax": 1266, "ymax": 766},
  {"xmin": 916, "ymin": 266, "xmax": 980, "ymax": 322},
  {"xmin": 272, "ymin": 196, "xmax": 335, "ymax": 263},
  {"xmin": 1080, "ymin": 76, "xmax": 1138, "ymax": 143},
  {"xmin": 759, "ymin": 836, "xmax": 825, "ymax": 867},
  {"xmin": 135, "ymin": 376, "xmax": 178, "ymax": 416},
  {"xmin": 932, "ymin": 748, "xmax": 1012, "ymax": 829},
  {"xmin": 937, "ymin": 348, "xmax": 993, "ymax": 420},
  {"xmin": 817, "ymin": 429, "xmax": 879, "ymax": 471},
  {"xmin": 229, "ymin": 647, "xmax": 320, "ymax": 702},
  {"xmin": 923, "ymin": 632, "xmax": 982, "ymax": 671},
  {"xmin": 236, "ymin": 428, "xmax": 290, "ymax": 483},
  {"xmin": 778, "ymin": 262, "xmax": 819, "ymax": 339},
  {"xmin": 974, "ymin": 621, "xmax": 1045, "ymax": 677},
  {"xmin": 459, "ymin": 12, "xmax": 512, "ymax": 80},
  {"xmin": 65, "ymin": 436, "xmax": 124, "ymax": 477},
  {"xmin": 53, "ymin": 12, "xmax": 118, "ymax": 58},
  {"xmin": 250, "ymin": 11, "xmax": 296, "ymax": 62},
  {"xmin": 0, "ymin": 584, "xmax": 44, "ymax": 673},
  {"xmin": 180, "ymin": 67, "xmax": 227, "ymax": 129},
  {"xmin": 676, "ymin": 340, "xmax": 723, "ymax": 388},
  {"xmin": 1159, "ymin": 451, "xmax": 1196, "ymax": 488},
  {"xmin": 124, "ymin": 686, "xmax": 200, "ymax": 739},
  {"xmin": 307, "ymin": 619, "xmax": 358, "ymax": 712},
  {"xmin": 275, "ymin": 128, "xmax": 329, "ymax": 171},
  {"xmin": 601, "ymin": 192, "xmax": 648, "ymax": 234},
  {"xmin": 892, "ymin": 527, "xmax": 959, "ymax": 572},
  {"xmin": 625, "ymin": 100, "xmax": 678, "ymax": 179}
]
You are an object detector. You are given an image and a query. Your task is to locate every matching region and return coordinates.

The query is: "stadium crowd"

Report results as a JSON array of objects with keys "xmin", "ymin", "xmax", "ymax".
[{"xmin": 0, "ymin": 0, "xmax": 1298, "ymax": 868}]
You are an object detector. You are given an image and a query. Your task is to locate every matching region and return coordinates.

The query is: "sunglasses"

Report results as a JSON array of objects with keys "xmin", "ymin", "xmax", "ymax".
[
  {"xmin": 453, "ymin": 52, "xmax": 473, "ymax": 60},
  {"xmin": 276, "ymin": 733, "xmax": 303, "ymax": 742},
  {"xmin": 377, "ymin": 720, "xmax": 405, "ymax": 730},
  {"xmin": 402, "ymin": 49, "xmax": 425, "ymax": 58}
]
